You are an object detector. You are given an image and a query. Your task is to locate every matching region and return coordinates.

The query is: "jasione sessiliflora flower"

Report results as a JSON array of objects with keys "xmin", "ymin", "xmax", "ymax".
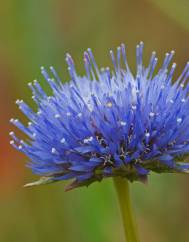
[{"xmin": 10, "ymin": 42, "xmax": 189, "ymax": 190}]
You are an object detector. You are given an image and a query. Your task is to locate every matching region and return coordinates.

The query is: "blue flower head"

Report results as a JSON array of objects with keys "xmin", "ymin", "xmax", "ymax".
[{"xmin": 10, "ymin": 42, "xmax": 189, "ymax": 190}]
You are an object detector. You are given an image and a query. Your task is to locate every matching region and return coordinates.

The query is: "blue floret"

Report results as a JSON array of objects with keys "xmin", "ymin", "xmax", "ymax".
[{"xmin": 10, "ymin": 42, "xmax": 189, "ymax": 190}]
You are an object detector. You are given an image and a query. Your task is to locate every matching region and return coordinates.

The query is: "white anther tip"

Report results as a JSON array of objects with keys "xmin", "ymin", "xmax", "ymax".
[
  {"xmin": 51, "ymin": 147, "xmax": 56, "ymax": 154},
  {"xmin": 120, "ymin": 121, "xmax": 126, "ymax": 126},
  {"xmin": 54, "ymin": 114, "xmax": 60, "ymax": 119},
  {"xmin": 149, "ymin": 112, "xmax": 155, "ymax": 117},
  {"xmin": 60, "ymin": 138, "xmax": 66, "ymax": 144},
  {"xmin": 9, "ymin": 131, "xmax": 14, "ymax": 136},
  {"xmin": 37, "ymin": 111, "xmax": 42, "ymax": 115},
  {"xmin": 177, "ymin": 118, "xmax": 182, "ymax": 123},
  {"xmin": 180, "ymin": 83, "xmax": 184, "ymax": 88},
  {"xmin": 106, "ymin": 102, "xmax": 113, "ymax": 108}
]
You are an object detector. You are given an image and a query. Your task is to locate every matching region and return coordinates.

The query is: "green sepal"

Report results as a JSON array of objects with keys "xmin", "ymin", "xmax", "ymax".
[{"xmin": 24, "ymin": 176, "xmax": 58, "ymax": 187}]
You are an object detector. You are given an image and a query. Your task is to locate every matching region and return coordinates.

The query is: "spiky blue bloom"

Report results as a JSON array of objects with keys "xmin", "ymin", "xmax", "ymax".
[{"xmin": 10, "ymin": 42, "xmax": 189, "ymax": 190}]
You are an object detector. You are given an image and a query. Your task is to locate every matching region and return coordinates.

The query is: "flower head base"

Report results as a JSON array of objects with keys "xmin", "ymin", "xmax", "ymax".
[{"xmin": 10, "ymin": 42, "xmax": 189, "ymax": 190}]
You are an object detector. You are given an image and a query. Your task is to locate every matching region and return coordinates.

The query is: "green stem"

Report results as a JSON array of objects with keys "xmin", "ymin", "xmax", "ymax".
[{"xmin": 114, "ymin": 177, "xmax": 140, "ymax": 242}]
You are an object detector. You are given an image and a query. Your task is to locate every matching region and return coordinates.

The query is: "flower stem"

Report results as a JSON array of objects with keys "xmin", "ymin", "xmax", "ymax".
[{"xmin": 113, "ymin": 177, "xmax": 140, "ymax": 242}]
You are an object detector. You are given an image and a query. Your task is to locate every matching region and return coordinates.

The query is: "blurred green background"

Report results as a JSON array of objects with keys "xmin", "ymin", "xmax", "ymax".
[{"xmin": 1, "ymin": 0, "xmax": 189, "ymax": 241}]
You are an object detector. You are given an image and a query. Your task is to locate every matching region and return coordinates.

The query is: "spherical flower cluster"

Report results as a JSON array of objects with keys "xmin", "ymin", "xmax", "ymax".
[{"xmin": 10, "ymin": 42, "xmax": 189, "ymax": 190}]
